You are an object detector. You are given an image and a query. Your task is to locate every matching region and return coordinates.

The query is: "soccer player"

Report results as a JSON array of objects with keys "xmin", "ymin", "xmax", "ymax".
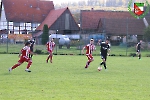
[
  {"xmin": 28, "ymin": 39, "xmax": 35, "ymax": 59},
  {"xmin": 97, "ymin": 39, "xmax": 102, "ymax": 45},
  {"xmin": 99, "ymin": 39, "xmax": 110, "ymax": 70},
  {"xmin": 136, "ymin": 40, "xmax": 143, "ymax": 59},
  {"xmin": 46, "ymin": 38, "xmax": 55, "ymax": 63},
  {"xmin": 9, "ymin": 41, "xmax": 36, "ymax": 73},
  {"xmin": 82, "ymin": 39, "xmax": 96, "ymax": 68}
]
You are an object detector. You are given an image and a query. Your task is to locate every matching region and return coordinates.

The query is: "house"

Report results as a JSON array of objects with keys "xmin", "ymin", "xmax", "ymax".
[
  {"xmin": 99, "ymin": 18, "xmax": 145, "ymax": 35},
  {"xmin": 81, "ymin": 10, "xmax": 133, "ymax": 31},
  {"xmin": 1, "ymin": 0, "xmax": 54, "ymax": 34},
  {"xmin": 0, "ymin": 0, "xmax": 79, "ymax": 43},
  {"xmin": 34, "ymin": 7, "xmax": 80, "ymax": 37},
  {"xmin": 80, "ymin": 9, "xmax": 150, "ymax": 42}
]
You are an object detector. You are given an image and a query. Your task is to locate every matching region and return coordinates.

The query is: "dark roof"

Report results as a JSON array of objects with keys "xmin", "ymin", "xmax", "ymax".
[
  {"xmin": 36, "ymin": 7, "xmax": 67, "ymax": 30},
  {"xmin": 2, "ymin": 0, "xmax": 54, "ymax": 23},
  {"xmin": 81, "ymin": 10, "xmax": 134, "ymax": 30},
  {"xmin": 100, "ymin": 18, "xmax": 145, "ymax": 35}
]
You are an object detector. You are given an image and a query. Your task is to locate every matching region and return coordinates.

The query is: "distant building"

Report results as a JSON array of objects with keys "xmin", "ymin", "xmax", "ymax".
[
  {"xmin": 0, "ymin": 0, "xmax": 54, "ymax": 34},
  {"xmin": 80, "ymin": 9, "xmax": 150, "ymax": 42},
  {"xmin": 34, "ymin": 7, "xmax": 80, "ymax": 37},
  {"xmin": 0, "ymin": 0, "xmax": 79, "ymax": 37}
]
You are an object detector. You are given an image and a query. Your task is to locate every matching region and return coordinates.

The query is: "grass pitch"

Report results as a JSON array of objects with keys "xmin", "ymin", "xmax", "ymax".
[{"xmin": 0, "ymin": 54, "xmax": 150, "ymax": 100}]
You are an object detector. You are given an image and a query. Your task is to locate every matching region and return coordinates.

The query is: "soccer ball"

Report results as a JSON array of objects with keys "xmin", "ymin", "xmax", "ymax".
[{"xmin": 98, "ymin": 67, "xmax": 102, "ymax": 71}]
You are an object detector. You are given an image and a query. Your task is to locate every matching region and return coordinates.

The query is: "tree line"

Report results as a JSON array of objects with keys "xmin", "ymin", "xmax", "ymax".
[{"xmin": 55, "ymin": 0, "xmax": 150, "ymax": 8}]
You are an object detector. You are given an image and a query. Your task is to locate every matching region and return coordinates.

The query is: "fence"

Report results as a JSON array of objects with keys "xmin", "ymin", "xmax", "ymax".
[
  {"xmin": 0, "ymin": 34, "xmax": 150, "ymax": 57},
  {"xmin": 1, "ymin": 17, "xmax": 150, "ymax": 56}
]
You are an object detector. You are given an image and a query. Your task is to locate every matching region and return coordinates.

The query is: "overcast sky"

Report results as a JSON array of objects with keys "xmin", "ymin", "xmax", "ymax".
[
  {"xmin": 53, "ymin": 0, "xmax": 87, "ymax": 4},
  {"xmin": 0, "ymin": 0, "xmax": 87, "ymax": 5}
]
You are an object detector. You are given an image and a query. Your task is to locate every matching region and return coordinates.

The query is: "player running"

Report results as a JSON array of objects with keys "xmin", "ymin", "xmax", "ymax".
[
  {"xmin": 99, "ymin": 39, "xmax": 110, "ymax": 70},
  {"xmin": 46, "ymin": 38, "xmax": 55, "ymax": 63},
  {"xmin": 9, "ymin": 41, "xmax": 36, "ymax": 73},
  {"xmin": 28, "ymin": 39, "xmax": 35, "ymax": 59},
  {"xmin": 82, "ymin": 39, "xmax": 96, "ymax": 68},
  {"xmin": 136, "ymin": 40, "xmax": 143, "ymax": 59}
]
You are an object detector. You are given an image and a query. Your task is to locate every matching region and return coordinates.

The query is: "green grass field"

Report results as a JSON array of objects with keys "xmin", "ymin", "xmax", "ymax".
[{"xmin": 0, "ymin": 54, "xmax": 150, "ymax": 100}]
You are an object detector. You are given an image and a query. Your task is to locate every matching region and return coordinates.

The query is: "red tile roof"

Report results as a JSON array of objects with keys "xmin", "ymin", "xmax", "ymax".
[
  {"xmin": 36, "ymin": 7, "xmax": 67, "ymax": 30},
  {"xmin": 100, "ymin": 18, "xmax": 145, "ymax": 35},
  {"xmin": 34, "ymin": 7, "xmax": 80, "ymax": 37},
  {"xmin": 81, "ymin": 10, "xmax": 134, "ymax": 30},
  {"xmin": 2, "ymin": 0, "xmax": 54, "ymax": 23}
]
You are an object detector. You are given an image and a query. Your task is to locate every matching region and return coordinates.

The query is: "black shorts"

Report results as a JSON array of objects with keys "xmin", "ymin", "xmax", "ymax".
[
  {"xmin": 137, "ymin": 49, "xmax": 140, "ymax": 53},
  {"xmin": 101, "ymin": 54, "xmax": 107, "ymax": 61},
  {"xmin": 30, "ymin": 48, "xmax": 33, "ymax": 52}
]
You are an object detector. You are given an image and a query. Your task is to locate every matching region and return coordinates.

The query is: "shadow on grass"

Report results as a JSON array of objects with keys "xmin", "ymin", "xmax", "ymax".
[{"xmin": 1, "ymin": 72, "xmax": 11, "ymax": 75}]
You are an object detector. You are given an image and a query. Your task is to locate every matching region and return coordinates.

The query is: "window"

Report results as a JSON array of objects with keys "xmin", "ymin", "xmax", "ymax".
[
  {"xmin": 20, "ymin": 23, "xmax": 25, "ymax": 27},
  {"xmin": 9, "ymin": 22, "xmax": 13, "ymax": 26},
  {"xmin": 31, "ymin": 23, "xmax": 37, "ymax": 28},
  {"xmin": 9, "ymin": 26, "xmax": 13, "ymax": 30},
  {"xmin": 26, "ymin": 23, "xmax": 31, "ymax": 27},
  {"xmin": 13, "ymin": 22, "xmax": 20, "ymax": 27}
]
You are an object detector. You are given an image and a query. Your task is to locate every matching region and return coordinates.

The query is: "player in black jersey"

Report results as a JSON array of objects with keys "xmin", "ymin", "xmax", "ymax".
[
  {"xmin": 99, "ymin": 40, "xmax": 110, "ymax": 70},
  {"xmin": 28, "ymin": 39, "xmax": 35, "ymax": 59},
  {"xmin": 136, "ymin": 40, "xmax": 143, "ymax": 59}
]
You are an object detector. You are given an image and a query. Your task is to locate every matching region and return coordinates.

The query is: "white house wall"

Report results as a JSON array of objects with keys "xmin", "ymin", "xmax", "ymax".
[
  {"xmin": 0, "ymin": 4, "xmax": 7, "ymax": 30},
  {"xmin": 0, "ymin": 3, "xmax": 40, "ymax": 34}
]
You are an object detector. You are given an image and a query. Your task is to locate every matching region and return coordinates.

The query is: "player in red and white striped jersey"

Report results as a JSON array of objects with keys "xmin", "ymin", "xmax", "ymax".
[
  {"xmin": 82, "ymin": 39, "xmax": 96, "ymax": 68},
  {"xmin": 9, "ymin": 41, "xmax": 36, "ymax": 73},
  {"xmin": 46, "ymin": 38, "xmax": 55, "ymax": 63}
]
